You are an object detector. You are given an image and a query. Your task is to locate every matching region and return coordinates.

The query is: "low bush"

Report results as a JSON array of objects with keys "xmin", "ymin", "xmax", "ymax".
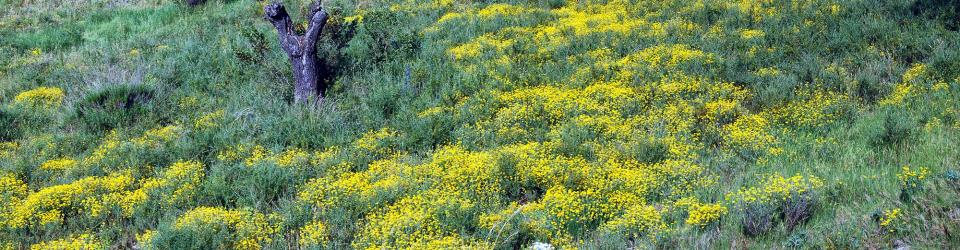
[{"xmin": 72, "ymin": 84, "xmax": 157, "ymax": 131}]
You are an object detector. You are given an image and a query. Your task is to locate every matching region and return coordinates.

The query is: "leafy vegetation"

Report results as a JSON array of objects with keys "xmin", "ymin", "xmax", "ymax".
[{"xmin": 1, "ymin": 0, "xmax": 959, "ymax": 248}]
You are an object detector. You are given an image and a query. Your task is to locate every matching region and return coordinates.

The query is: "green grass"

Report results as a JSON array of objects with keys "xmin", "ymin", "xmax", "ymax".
[{"xmin": 1, "ymin": 0, "xmax": 959, "ymax": 248}]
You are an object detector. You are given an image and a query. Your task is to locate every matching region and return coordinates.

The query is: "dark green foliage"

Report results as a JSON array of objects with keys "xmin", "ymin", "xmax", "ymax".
[
  {"xmin": 238, "ymin": 163, "xmax": 299, "ymax": 209},
  {"xmin": 72, "ymin": 84, "xmax": 158, "ymax": 131},
  {"xmin": 928, "ymin": 48, "xmax": 960, "ymax": 81},
  {"xmin": 782, "ymin": 196, "xmax": 816, "ymax": 232},
  {"xmin": 147, "ymin": 223, "xmax": 233, "ymax": 250},
  {"xmin": 623, "ymin": 140, "xmax": 669, "ymax": 164},
  {"xmin": 0, "ymin": 107, "xmax": 21, "ymax": 141},
  {"xmin": 343, "ymin": 9, "xmax": 422, "ymax": 67},
  {"xmin": 784, "ymin": 232, "xmax": 807, "ymax": 248},
  {"xmin": 554, "ymin": 123, "xmax": 597, "ymax": 160},
  {"xmin": 912, "ymin": 0, "xmax": 960, "ymax": 30},
  {"xmin": 875, "ymin": 108, "xmax": 917, "ymax": 147},
  {"xmin": 741, "ymin": 204, "xmax": 776, "ymax": 237}
]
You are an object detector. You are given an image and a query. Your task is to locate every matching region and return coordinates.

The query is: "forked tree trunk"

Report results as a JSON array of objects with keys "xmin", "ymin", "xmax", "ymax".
[{"xmin": 264, "ymin": 1, "xmax": 329, "ymax": 103}]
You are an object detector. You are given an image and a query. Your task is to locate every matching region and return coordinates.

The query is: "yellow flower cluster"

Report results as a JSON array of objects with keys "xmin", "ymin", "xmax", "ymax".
[
  {"xmin": 122, "ymin": 160, "xmax": 206, "ymax": 213},
  {"xmin": 476, "ymin": 3, "xmax": 534, "ymax": 19},
  {"xmin": 352, "ymin": 193, "xmax": 449, "ymax": 249},
  {"xmin": 193, "ymin": 109, "xmax": 226, "ymax": 130},
  {"xmin": 82, "ymin": 131, "xmax": 123, "ymax": 167},
  {"xmin": 739, "ymin": 29, "xmax": 766, "ymax": 40},
  {"xmin": 897, "ymin": 165, "xmax": 928, "ymax": 190},
  {"xmin": 7, "ymin": 0, "xmax": 930, "ymax": 247},
  {"xmin": 437, "ymin": 1, "xmax": 684, "ymax": 63},
  {"xmin": 39, "ymin": 157, "xmax": 77, "ymax": 171},
  {"xmin": 132, "ymin": 125, "xmax": 182, "ymax": 147},
  {"xmin": 599, "ymin": 204, "xmax": 667, "ymax": 240},
  {"xmin": 878, "ymin": 208, "xmax": 901, "ymax": 232},
  {"xmin": 754, "ymin": 67, "xmax": 782, "ymax": 78},
  {"xmin": 880, "ymin": 63, "xmax": 933, "ymax": 106},
  {"xmin": 218, "ymin": 144, "xmax": 320, "ymax": 168},
  {"xmin": 448, "ymin": 35, "xmax": 515, "ymax": 60},
  {"xmin": 14, "ymin": 87, "xmax": 65, "ymax": 108},
  {"xmin": 902, "ymin": 63, "xmax": 928, "ymax": 84},
  {"xmin": 4, "ymin": 174, "xmax": 135, "ymax": 228},
  {"xmin": 727, "ymin": 174, "xmax": 824, "ymax": 205},
  {"xmin": 2, "ymin": 158, "xmax": 206, "ymax": 230},
  {"xmin": 0, "ymin": 173, "xmax": 27, "ymax": 208},
  {"xmin": 353, "ymin": 2, "xmax": 811, "ymax": 244},
  {"xmin": 685, "ymin": 202, "xmax": 728, "ymax": 227},
  {"xmin": 136, "ymin": 230, "xmax": 156, "ymax": 249},
  {"xmin": 29, "ymin": 233, "xmax": 103, "ymax": 250},
  {"xmin": 165, "ymin": 207, "xmax": 279, "ymax": 250},
  {"xmin": 298, "ymin": 220, "xmax": 328, "ymax": 247},
  {"xmin": 299, "ymin": 171, "xmax": 375, "ymax": 209},
  {"xmin": 354, "ymin": 128, "xmax": 399, "ymax": 156},
  {"xmin": 880, "ymin": 83, "xmax": 914, "ymax": 106},
  {"xmin": 776, "ymin": 91, "xmax": 848, "ymax": 127},
  {"xmin": 532, "ymin": 186, "xmax": 599, "ymax": 235},
  {"xmin": 0, "ymin": 142, "xmax": 19, "ymax": 159},
  {"xmin": 724, "ymin": 114, "xmax": 778, "ymax": 154},
  {"xmin": 618, "ymin": 44, "xmax": 716, "ymax": 71},
  {"xmin": 82, "ymin": 127, "xmax": 183, "ymax": 169}
]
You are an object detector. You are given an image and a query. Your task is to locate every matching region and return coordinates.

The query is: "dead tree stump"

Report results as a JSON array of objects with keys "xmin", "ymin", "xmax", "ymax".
[{"xmin": 264, "ymin": 1, "xmax": 329, "ymax": 103}]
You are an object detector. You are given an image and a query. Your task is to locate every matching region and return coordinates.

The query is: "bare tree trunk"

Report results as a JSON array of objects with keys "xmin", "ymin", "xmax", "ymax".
[{"xmin": 264, "ymin": 1, "xmax": 329, "ymax": 103}]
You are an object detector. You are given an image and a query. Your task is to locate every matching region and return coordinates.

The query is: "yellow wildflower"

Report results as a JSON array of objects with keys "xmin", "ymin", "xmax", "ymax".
[
  {"xmin": 878, "ymin": 208, "xmax": 901, "ymax": 233},
  {"xmin": 168, "ymin": 207, "xmax": 279, "ymax": 250},
  {"xmin": 14, "ymin": 87, "xmax": 65, "ymax": 108},
  {"xmin": 29, "ymin": 233, "xmax": 103, "ymax": 250},
  {"xmin": 686, "ymin": 203, "xmax": 728, "ymax": 227},
  {"xmin": 194, "ymin": 110, "xmax": 226, "ymax": 130},
  {"xmin": 298, "ymin": 220, "xmax": 328, "ymax": 247},
  {"xmin": 39, "ymin": 158, "xmax": 77, "ymax": 171}
]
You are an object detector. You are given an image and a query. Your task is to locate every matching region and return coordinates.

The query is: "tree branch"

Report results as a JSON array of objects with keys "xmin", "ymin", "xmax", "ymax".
[
  {"xmin": 304, "ymin": 5, "xmax": 329, "ymax": 53},
  {"xmin": 264, "ymin": 2, "xmax": 301, "ymax": 56}
]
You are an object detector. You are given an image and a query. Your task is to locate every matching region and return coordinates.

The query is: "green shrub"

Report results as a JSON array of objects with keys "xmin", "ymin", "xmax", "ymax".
[
  {"xmin": 72, "ymin": 84, "xmax": 157, "ymax": 131},
  {"xmin": 874, "ymin": 108, "xmax": 917, "ymax": 147},
  {"xmin": 0, "ymin": 107, "xmax": 21, "ymax": 141},
  {"xmin": 343, "ymin": 9, "xmax": 422, "ymax": 67},
  {"xmin": 911, "ymin": 0, "xmax": 960, "ymax": 30},
  {"xmin": 739, "ymin": 203, "xmax": 776, "ymax": 237},
  {"xmin": 782, "ymin": 195, "xmax": 817, "ymax": 232}
]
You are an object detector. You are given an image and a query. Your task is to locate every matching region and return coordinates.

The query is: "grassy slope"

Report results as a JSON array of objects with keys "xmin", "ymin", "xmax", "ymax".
[{"xmin": 1, "ymin": 0, "xmax": 959, "ymax": 249}]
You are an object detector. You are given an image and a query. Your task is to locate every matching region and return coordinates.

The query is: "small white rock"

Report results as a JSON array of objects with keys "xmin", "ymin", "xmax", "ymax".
[{"xmin": 530, "ymin": 241, "xmax": 555, "ymax": 250}]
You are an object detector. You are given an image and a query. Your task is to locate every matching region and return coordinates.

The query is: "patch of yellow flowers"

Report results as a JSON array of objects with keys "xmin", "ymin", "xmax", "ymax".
[
  {"xmin": 39, "ymin": 158, "xmax": 77, "ymax": 171},
  {"xmin": 161, "ymin": 206, "xmax": 280, "ymax": 250},
  {"xmin": 4, "ymin": 174, "xmax": 135, "ymax": 228},
  {"xmin": 727, "ymin": 173, "xmax": 824, "ymax": 205},
  {"xmin": 29, "ymin": 233, "xmax": 103, "ymax": 250},
  {"xmin": 14, "ymin": 87, "xmax": 64, "ymax": 108},
  {"xmin": 685, "ymin": 202, "xmax": 729, "ymax": 227},
  {"xmin": 1, "ymin": 160, "xmax": 204, "ymax": 229},
  {"xmin": 897, "ymin": 165, "xmax": 929, "ymax": 190},
  {"xmin": 878, "ymin": 208, "xmax": 902, "ymax": 233},
  {"xmin": 193, "ymin": 109, "xmax": 226, "ymax": 130}
]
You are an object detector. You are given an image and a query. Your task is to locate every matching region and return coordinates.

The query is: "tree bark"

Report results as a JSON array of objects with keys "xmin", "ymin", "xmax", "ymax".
[{"xmin": 264, "ymin": 1, "xmax": 329, "ymax": 103}]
